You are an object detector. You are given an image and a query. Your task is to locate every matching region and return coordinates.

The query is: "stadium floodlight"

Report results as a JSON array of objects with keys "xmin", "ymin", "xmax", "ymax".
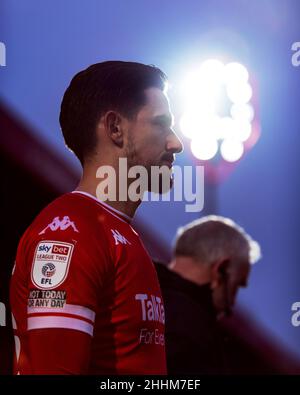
[
  {"xmin": 226, "ymin": 81, "xmax": 252, "ymax": 104},
  {"xmin": 179, "ymin": 59, "xmax": 256, "ymax": 163},
  {"xmin": 180, "ymin": 112, "xmax": 220, "ymax": 140},
  {"xmin": 230, "ymin": 103, "xmax": 254, "ymax": 122},
  {"xmin": 220, "ymin": 139, "xmax": 244, "ymax": 162},
  {"xmin": 223, "ymin": 62, "xmax": 249, "ymax": 84},
  {"xmin": 190, "ymin": 137, "xmax": 219, "ymax": 161}
]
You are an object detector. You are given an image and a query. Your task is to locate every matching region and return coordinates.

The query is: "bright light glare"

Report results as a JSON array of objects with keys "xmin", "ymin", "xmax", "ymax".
[
  {"xmin": 232, "ymin": 119, "xmax": 252, "ymax": 142},
  {"xmin": 180, "ymin": 112, "xmax": 201, "ymax": 139},
  {"xmin": 190, "ymin": 137, "xmax": 218, "ymax": 161},
  {"xmin": 230, "ymin": 103, "xmax": 254, "ymax": 122},
  {"xmin": 182, "ymin": 60, "xmax": 225, "ymax": 110},
  {"xmin": 224, "ymin": 62, "xmax": 249, "ymax": 84},
  {"xmin": 199, "ymin": 59, "xmax": 225, "ymax": 83},
  {"xmin": 180, "ymin": 59, "xmax": 254, "ymax": 162},
  {"xmin": 227, "ymin": 82, "xmax": 252, "ymax": 104},
  {"xmin": 217, "ymin": 117, "xmax": 252, "ymax": 142},
  {"xmin": 180, "ymin": 112, "xmax": 221, "ymax": 140},
  {"xmin": 181, "ymin": 86, "xmax": 217, "ymax": 113},
  {"xmin": 217, "ymin": 117, "xmax": 236, "ymax": 140},
  {"xmin": 220, "ymin": 139, "xmax": 244, "ymax": 162}
]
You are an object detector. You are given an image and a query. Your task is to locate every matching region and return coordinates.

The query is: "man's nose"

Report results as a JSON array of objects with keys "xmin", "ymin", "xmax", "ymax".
[{"xmin": 166, "ymin": 131, "xmax": 184, "ymax": 154}]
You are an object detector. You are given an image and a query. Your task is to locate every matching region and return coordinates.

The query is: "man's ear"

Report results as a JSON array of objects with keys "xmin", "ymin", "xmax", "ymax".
[
  {"xmin": 103, "ymin": 111, "xmax": 124, "ymax": 147},
  {"xmin": 211, "ymin": 258, "xmax": 230, "ymax": 289}
]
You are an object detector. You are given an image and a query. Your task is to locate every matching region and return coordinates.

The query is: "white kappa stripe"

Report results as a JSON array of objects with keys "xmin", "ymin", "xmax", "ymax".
[
  {"xmin": 27, "ymin": 316, "xmax": 94, "ymax": 336},
  {"xmin": 27, "ymin": 304, "xmax": 96, "ymax": 323}
]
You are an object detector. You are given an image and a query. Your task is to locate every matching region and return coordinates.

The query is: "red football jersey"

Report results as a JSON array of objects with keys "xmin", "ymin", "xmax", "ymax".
[{"xmin": 10, "ymin": 191, "xmax": 166, "ymax": 374}]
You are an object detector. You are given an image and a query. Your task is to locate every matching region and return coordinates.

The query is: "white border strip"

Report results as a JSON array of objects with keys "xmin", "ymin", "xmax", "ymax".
[
  {"xmin": 27, "ymin": 304, "xmax": 96, "ymax": 323},
  {"xmin": 27, "ymin": 316, "xmax": 94, "ymax": 336}
]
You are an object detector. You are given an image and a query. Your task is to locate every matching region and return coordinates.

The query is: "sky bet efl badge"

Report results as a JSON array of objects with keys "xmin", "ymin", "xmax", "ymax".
[{"xmin": 31, "ymin": 241, "xmax": 74, "ymax": 289}]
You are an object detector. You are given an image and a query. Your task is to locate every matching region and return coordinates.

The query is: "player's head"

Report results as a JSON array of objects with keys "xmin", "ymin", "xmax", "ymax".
[
  {"xmin": 60, "ymin": 61, "xmax": 182, "ymax": 193},
  {"xmin": 172, "ymin": 216, "xmax": 261, "ymax": 315}
]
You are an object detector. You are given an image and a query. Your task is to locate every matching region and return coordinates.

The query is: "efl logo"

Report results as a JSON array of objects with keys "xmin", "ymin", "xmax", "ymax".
[
  {"xmin": 52, "ymin": 245, "xmax": 70, "ymax": 255},
  {"xmin": 0, "ymin": 42, "xmax": 6, "ymax": 67},
  {"xmin": 32, "ymin": 241, "xmax": 74, "ymax": 290},
  {"xmin": 42, "ymin": 263, "xmax": 56, "ymax": 277}
]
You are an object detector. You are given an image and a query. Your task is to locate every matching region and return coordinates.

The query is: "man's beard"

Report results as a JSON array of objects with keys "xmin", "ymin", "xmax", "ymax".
[
  {"xmin": 125, "ymin": 142, "xmax": 173, "ymax": 195},
  {"xmin": 155, "ymin": 169, "xmax": 174, "ymax": 194}
]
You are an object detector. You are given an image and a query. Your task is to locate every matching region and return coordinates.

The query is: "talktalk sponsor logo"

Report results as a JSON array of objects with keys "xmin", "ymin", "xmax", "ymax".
[
  {"xmin": 135, "ymin": 293, "xmax": 165, "ymax": 324},
  {"xmin": 52, "ymin": 245, "xmax": 70, "ymax": 255}
]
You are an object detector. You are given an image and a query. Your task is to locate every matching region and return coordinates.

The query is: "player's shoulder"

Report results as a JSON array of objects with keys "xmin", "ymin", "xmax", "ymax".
[
  {"xmin": 42, "ymin": 191, "xmax": 100, "ymax": 216},
  {"xmin": 20, "ymin": 191, "xmax": 134, "ymax": 254},
  {"xmin": 25, "ymin": 192, "xmax": 107, "ymax": 239}
]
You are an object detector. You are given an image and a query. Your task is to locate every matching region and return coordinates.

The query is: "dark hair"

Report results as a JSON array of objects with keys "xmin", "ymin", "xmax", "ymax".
[{"xmin": 59, "ymin": 61, "xmax": 167, "ymax": 165}]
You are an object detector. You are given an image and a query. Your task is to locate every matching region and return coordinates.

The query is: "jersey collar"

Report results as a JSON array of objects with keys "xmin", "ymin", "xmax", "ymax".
[{"xmin": 72, "ymin": 190, "xmax": 132, "ymax": 224}]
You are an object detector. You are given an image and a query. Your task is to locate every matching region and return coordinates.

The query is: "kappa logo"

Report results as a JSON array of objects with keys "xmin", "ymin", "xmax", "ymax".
[
  {"xmin": 111, "ymin": 229, "xmax": 131, "ymax": 246},
  {"xmin": 39, "ymin": 216, "xmax": 79, "ymax": 235}
]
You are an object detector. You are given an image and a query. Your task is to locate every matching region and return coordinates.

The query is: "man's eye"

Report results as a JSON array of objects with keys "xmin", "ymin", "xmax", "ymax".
[
  {"xmin": 153, "ymin": 121, "xmax": 165, "ymax": 127},
  {"xmin": 155, "ymin": 121, "xmax": 171, "ymax": 130}
]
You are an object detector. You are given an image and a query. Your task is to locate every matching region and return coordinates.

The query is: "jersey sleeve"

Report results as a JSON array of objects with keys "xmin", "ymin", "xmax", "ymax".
[{"xmin": 24, "ymin": 214, "xmax": 113, "ymax": 338}]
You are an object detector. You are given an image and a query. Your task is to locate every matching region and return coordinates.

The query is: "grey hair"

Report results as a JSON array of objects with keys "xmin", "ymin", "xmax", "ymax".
[{"xmin": 174, "ymin": 215, "xmax": 261, "ymax": 265}]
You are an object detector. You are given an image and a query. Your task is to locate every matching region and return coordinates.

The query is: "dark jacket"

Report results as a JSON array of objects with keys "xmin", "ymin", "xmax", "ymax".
[{"xmin": 155, "ymin": 262, "xmax": 228, "ymax": 375}]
